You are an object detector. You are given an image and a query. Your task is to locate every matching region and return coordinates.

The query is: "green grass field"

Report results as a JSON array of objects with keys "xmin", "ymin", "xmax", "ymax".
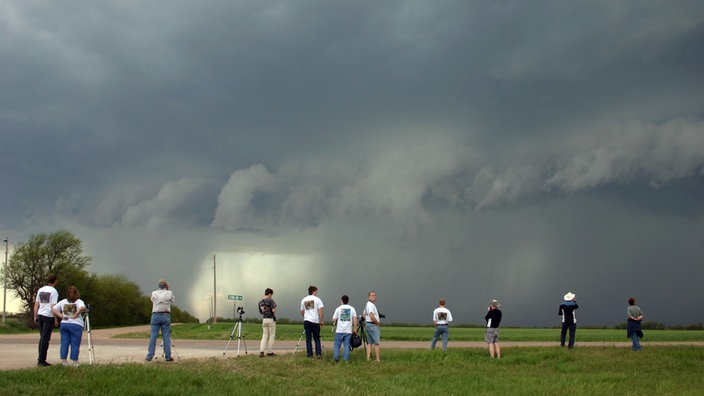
[
  {"xmin": 0, "ymin": 347, "xmax": 702, "ymax": 395},
  {"xmin": 2, "ymin": 321, "xmax": 703, "ymax": 394}
]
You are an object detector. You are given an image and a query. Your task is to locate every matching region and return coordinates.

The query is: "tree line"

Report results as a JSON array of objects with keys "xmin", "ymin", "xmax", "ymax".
[{"xmin": 2, "ymin": 230, "xmax": 198, "ymax": 327}]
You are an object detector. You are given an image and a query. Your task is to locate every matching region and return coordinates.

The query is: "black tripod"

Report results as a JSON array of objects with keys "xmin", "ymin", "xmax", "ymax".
[
  {"xmin": 223, "ymin": 309, "xmax": 248, "ymax": 357},
  {"xmin": 355, "ymin": 316, "xmax": 369, "ymax": 353},
  {"xmin": 83, "ymin": 304, "xmax": 95, "ymax": 365}
]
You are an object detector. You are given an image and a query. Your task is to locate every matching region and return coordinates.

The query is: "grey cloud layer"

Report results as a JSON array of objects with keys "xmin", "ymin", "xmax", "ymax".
[
  {"xmin": 2, "ymin": 1, "xmax": 703, "ymax": 325},
  {"xmin": 86, "ymin": 118, "xmax": 704, "ymax": 234}
]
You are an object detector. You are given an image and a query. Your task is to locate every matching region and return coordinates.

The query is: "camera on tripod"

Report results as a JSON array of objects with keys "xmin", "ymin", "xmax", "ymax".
[{"xmin": 236, "ymin": 306, "xmax": 245, "ymax": 315}]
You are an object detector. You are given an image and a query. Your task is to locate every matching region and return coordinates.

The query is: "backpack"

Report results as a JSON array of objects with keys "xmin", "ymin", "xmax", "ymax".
[{"xmin": 350, "ymin": 333, "xmax": 363, "ymax": 350}]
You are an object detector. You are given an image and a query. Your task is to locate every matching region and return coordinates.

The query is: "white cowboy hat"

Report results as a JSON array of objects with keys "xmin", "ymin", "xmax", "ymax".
[{"xmin": 564, "ymin": 292, "xmax": 576, "ymax": 301}]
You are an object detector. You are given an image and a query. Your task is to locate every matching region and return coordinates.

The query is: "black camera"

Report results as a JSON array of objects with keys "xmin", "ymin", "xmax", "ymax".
[
  {"xmin": 236, "ymin": 307, "xmax": 245, "ymax": 315},
  {"xmin": 85, "ymin": 304, "xmax": 91, "ymax": 313},
  {"xmin": 379, "ymin": 313, "xmax": 386, "ymax": 319}
]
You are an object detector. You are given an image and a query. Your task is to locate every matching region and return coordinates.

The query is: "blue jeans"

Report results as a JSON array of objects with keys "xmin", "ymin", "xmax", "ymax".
[
  {"xmin": 59, "ymin": 323, "xmax": 83, "ymax": 361},
  {"xmin": 147, "ymin": 313, "xmax": 172, "ymax": 360},
  {"xmin": 333, "ymin": 333, "xmax": 352, "ymax": 361},
  {"xmin": 630, "ymin": 332, "xmax": 642, "ymax": 351},
  {"xmin": 561, "ymin": 323, "xmax": 576, "ymax": 349},
  {"xmin": 430, "ymin": 324, "xmax": 449, "ymax": 351},
  {"xmin": 304, "ymin": 321, "xmax": 321, "ymax": 357}
]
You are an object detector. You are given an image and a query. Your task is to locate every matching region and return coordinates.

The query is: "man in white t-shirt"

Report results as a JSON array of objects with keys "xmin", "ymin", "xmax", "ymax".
[
  {"xmin": 33, "ymin": 273, "xmax": 59, "ymax": 367},
  {"xmin": 364, "ymin": 291, "xmax": 381, "ymax": 362},
  {"xmin": 331, "ymin": 295, "xmax": 358, "ymax": 362},
  {"xmin": 299, "ymin": 285, "xmax": 324, "ymax": 358},
  {"xmin": 430, "ymin": 298, "xmax": 453, "ymax": 351}
]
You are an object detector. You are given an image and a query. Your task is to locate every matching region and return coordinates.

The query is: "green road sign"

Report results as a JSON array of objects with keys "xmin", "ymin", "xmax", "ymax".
[{"xmin": 228, "ymin": 295, "xmax": 243, "ymax": 301}]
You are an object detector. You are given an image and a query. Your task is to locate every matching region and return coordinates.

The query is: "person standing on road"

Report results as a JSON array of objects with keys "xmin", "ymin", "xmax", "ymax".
[
  {"xmin": 258, "ymin": 288, "xmax": 277, "ymax": 357},
  {"xmin": 300, "ymin": 285, "xmax": 324, "ymax": 358},
  {"xmin": 146, "ymin": 279, "xmax": 175, "ymax": 362},
  {"xmin": 331, "ymin": 294, "xmax": 358, "ymax": 362},
  {"xmin": 626, "ymin": 297, "xmax": 644, "ymax": 351},
  {"xmin": 484, "ymin": 299, "xmax": 502, "ymax": 359},
  {"xmin": 559, "ymin": 292, "xmax": 579, "ymax": 349},
  {"xmin": 364, "ymin": 291, "xmax": 381, "ymax": 362},
  {"xmin": 430, "ymin": 298, "xmax": 453, "ymax": 351},
  {"xmin": 52, "ymin": 286, "xmax": 86, "ymax": 367},
  {"xmin": 34, "ymin": 273, "xmax": 59, "ymax": 367}
]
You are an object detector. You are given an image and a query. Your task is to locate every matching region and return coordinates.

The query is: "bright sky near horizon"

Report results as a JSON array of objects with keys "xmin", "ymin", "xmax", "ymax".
[{"xmin": 1, "ymin": 1, "xmax": 703, "ymax": 327}]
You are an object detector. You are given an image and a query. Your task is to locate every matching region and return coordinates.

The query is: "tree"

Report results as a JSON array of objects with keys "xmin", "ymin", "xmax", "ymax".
[{"xmin": 3, "ymin": 230, "xmax": 91, "ymax": 320}]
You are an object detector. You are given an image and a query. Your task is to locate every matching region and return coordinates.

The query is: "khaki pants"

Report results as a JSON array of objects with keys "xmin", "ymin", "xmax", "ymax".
[{"xmin": 260, "ymin": 318, "xmax": 276, "ymax": 353}]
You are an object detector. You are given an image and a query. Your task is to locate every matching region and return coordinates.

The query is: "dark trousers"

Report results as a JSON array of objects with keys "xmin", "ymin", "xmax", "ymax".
[
  {"xmin": 303, "ymin": 320, "xmax": 322, "ymax": 357},
  {"xmin": 37, "ymin": 315, "xmax": 55, "ymax": 363},
  {"xmin": 560, "ymin": 322, "xmax": 576, "ymax": 348}
]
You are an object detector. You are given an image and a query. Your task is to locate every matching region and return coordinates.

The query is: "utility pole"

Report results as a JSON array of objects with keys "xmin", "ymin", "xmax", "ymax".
[
  {"xmin": 213, "ymin": 254, "xmax": 217, "ymax": 324},
  {"xmin": 3, "ymin": 238, "xmax": 8, "ymax": 324}
]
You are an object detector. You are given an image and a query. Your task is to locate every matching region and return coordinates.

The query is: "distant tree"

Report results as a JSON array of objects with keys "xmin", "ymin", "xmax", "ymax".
[
  {"xmin": 86, "ymin": 274, "xmax": 150, "ymax": 327},
  {"xmin": 3, "ymin": 230, "xmax": 199, "ymax": 327},
  {"xmin": 3, "ymin": 230, "xmax": 91, "ymax": 321}
]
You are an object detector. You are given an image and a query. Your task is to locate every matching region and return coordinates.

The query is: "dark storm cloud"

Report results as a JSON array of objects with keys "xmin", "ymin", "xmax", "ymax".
[{"xmin": 1, "ymin": 1, "xmax": 703, "ymax": 326}]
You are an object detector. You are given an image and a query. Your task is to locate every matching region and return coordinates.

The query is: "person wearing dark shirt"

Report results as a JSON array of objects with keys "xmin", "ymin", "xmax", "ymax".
[
  {"xmin": 258, "ymin": 288, "xmax": 277, "ymax": 357},
  {"xmin": 559, "ymin": 292, "xmax": 579, "ymax": 349},
  {"xmin": 484, "ymin": 299, "xmax": 502, "ymax": 359},
  {"xmin": 626, "ymin": 297, "xmax": 644, "ymax": 351}
]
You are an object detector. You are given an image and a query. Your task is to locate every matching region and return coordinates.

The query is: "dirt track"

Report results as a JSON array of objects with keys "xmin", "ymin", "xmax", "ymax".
[{"xmin": 1, "ymin": 325, "xmax": 700, "ymax": 371}]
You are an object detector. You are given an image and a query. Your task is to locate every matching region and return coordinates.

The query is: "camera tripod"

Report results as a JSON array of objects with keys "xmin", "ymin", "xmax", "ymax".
[
  {"xmin": 292, "ymin": 329, "xmax": 305, "ymax": 357},
  {"xmin": 292, "ymin": 327, "xmax": 327, "ymax": 359},
  {"xmin": 83, "ymin": 304, "xmax": 95, "ymax": 365},
  {"xmin": 223, "ymin": 312, "xmax": 248, "ymax": 357},
  {"xmin": 355, "ymin": 316, "xmax": 369, "ymax": 353},
  {"xmin": 160, "ymin": 340, "xmax": 180, "ymax": 360}
]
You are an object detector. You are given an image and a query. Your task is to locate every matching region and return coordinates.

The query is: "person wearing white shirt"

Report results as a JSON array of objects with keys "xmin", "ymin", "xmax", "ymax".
[
  {"xmin": 299, "ymin": 285, "xmax": 324, "ymax": 358},
  {"xmin": 331, "ymin": 295, "xmax": 358, "ymax": 362},
  {"xmin": 52, "ymin": 286, "xmax": 86, "ymax": 367},
  {"xmin": 34, "ymin": 273, "xmax": 59, "ymax": 367},
  {"xmin": 430, "ymin": 299, "xmax": 453, "ymax": 351},
  {"xmin": 364, "ymin": 291, "xmax": 381, "ymax": 362}
]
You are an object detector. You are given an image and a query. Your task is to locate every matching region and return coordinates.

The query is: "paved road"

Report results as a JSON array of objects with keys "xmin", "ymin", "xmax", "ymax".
[{"xmin": 1, "ymin": 325, "xmax": 700, "ymax": 371}]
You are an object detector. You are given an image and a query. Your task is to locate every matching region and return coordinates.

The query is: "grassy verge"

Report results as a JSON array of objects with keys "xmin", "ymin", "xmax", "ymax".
[
  {"xmin": 116, "ymin": 323, "xmax": 704, "ymax": 342},
  {"xmin": 0, "ymin": 347, "xmax": 702, "ymax": 395}
]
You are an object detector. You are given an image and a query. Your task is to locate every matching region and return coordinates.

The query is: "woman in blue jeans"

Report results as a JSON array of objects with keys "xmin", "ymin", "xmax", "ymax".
[{"xmin": 52, "ymin": 286, "xmax": 86, "ymax": 367}]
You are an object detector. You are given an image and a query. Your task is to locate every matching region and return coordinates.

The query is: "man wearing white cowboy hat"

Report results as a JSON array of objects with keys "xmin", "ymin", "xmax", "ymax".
[{"xmin": 559, "ymin": 292, "xmax": 579, "ymax": 349}]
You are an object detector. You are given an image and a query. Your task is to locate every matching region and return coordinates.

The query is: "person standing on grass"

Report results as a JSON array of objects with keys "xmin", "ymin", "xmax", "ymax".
[
  {"xmin": 258, "ymin": 288, "xmax": 277, "ymax": 357},
  {"xmin": 626, "ymin": 297, "xmax": 644, "ymax": 351},
  {"xmin": 52, "ymin": 286, "xmax": 86, "ymax": 367},
  {"xmin": 146, "ymin": 279, "xmax": 175, "ymax": 362},
  {"xmin": 430, "ymin": 298, "xmax": 453, "ymax": 351},
  {"xmin": 331, "ymin": 294, "xmax": 358, "ymax": 362},
  {"xmin": 484, "ymin": 299, "xmax": 502, "ymax": 359},
  {"xmin": 559, "ymin": 292, "xmax": 579, "ymax": 349},
  {"xmin": 364, "ymin": 291, "xmax": 381, "ymax": 362},
  {"xmin": 34, "ymin": 273, "xmax": 59, "ymax": 367},
  {"xmin": 300, "ymin": 285, "xmax": 324, "ymax": 359}
]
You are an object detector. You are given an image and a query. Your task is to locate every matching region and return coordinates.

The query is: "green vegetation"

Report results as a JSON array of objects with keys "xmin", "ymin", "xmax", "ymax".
[
  {"xmin": 1, "ymin": 230, "xmax": 198, "ymax": 328},
  {"xmin": 0, "ymin": 347, "xmax": 702, "ymax": 395},
  {"xmin": 0, "ymin": 318, "xmax": 34, "ymax": 334},
  {"xmin": 115, "ymin": 322, "xmax": 704, "ymax": 342}
]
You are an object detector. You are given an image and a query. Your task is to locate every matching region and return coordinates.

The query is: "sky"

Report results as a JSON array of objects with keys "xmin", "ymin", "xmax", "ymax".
[{"xmin": 1, "ymin": 1, "xmax": 703, "ymax": 327}]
